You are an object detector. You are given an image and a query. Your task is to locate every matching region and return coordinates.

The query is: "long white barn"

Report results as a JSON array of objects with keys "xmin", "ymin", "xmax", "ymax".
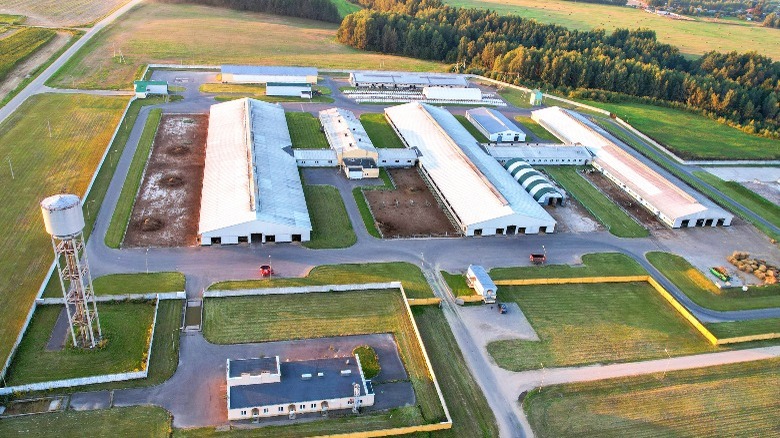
[
  {"xmin": 199, "ymin": 98, "xmax": 312, "ymax": 245},
  {"xmin": 532, "ymin": 106, "xmax": 732, "ymax": 228},
  {"xmin": 385, "ymin": 102, "xmax": 556, "ymax": 236}
]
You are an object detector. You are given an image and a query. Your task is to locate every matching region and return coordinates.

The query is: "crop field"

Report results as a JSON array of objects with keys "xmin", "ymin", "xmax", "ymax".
[
  {"xmin": 0, "ymin": 93, "xmax": 127, "ymax": 369},
  {"xmin": 454, "ymin": 115, "xmax": 489, "ymax": 143},
  {"xmin": 0, "ymin": 0, "xmax": 130, "ymax": 27},
  {"xmin": 524, "ymin": 358, "xmax": 780, "ymax": 437},
  {"xmin": 203, "ymin": 290, "xmax": 446, "ymax": 424},
  {"xmin": 286, "ymin": 111, "xmax": 329, "ymax": 149},
  {"xmin": 0, "ymin": 27, "xmax": 55, "ymax": 82},
  {"xmin": 49, "ymin": 2, "xmax": 442, "ymax": 90},
  {"xmin": 302, "ymin": 185, "xmax": 357, "ymax": 249},
  {"xmin": 0, "ymin": 406, "xmax": 172, "ymax": 438},
  {"xmin": 360, "ymin": 113, "xmax": 405, "ymax": 149},
  {"xmin": 443, "ymin": 0, "xmax": 780, "ymax": 59},
  {"xmin": 543, "ymin": 167, "xmax": 649, "ymax": 238},
  {"xmin": 695, "ymin": 171, "xmax": 780, "ymax": 227},
  {"xmin": 5, "ymin": 301, "xmax": 155, "ymax": 385},
  {"xmin": 584, "ymin": 100, "xmax": 780, "ymax": 160},
  {"xmin": 514, "ymin": 116, "xmax": 559, "ymax": 142},
  {"xmin": 210, "ymin": 262, "xmax": 434, "ymax": 299},
  {"xmin": 490, "ymin": 253, "xmax": 645, "ymax": 280},
  {"xmin": 647, "ymin": 252, "xmax": 780, "ymax": 311},
  {"xmin": 487, "ymin": 282, "xmax": 715, "ymax": 371}
]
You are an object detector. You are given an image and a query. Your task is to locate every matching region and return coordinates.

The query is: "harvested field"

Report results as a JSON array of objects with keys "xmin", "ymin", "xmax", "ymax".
[
  {"xmin": 124, "ymin": 114, "xmax": 207, "ymax": 247},
  {"xmin": 0, "ymin": 0, "xmax": 130, "ymax": 27},
  {"xmin": 363, "ymin": 168, "xmax": 459, "ymax": 238},
  {"xmin": 582, "ymin": 169, "xmax": 666, "ymax": 230}
]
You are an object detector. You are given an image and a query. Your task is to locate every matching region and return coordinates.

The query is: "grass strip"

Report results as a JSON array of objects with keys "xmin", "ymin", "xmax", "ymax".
[
  {"xmin": 694, "ymin": 171, "xmax": 780, "ymax": 230},
  {"xmin": 352, "ymin": 187, "xmax": 382, "ymax": 238},
  {"xmin": 514, "ymin": 115, "xmax": 560, "ymax": 142},
  {"xmin": 490, "ymin": 253, "xmax": 645, "ymax": 280},
  {"xmin": 454, "ymin": 114, "xmax": 489, "ymax": 143},
  {"xmin": 441, "ymin": 271, "xmax": 479, "ymax": 297},
  {"xmin": 302, "ymin": 185, "xmax": 357, "ymax": 249},
  {"xmin": 705, "ymin": 318, "xmax": 780, "ymax": 338},
  {"xmin": 104, "ymin": 108, "xmax": 162, "ymax": 248},
  {"xmin": 0, "ymin": 406, "xmax": 171, "ymax": 438},
  {"xmin": 286, "ymin": 111, "xmax": 329, "ymax": 149},
  {"xmin": 43, "ymin": 272, "xmax": 185, "ymax": 298},
  {"xmin": 360, "ymin": 113, "xmax": 406, "ymax": 149}
]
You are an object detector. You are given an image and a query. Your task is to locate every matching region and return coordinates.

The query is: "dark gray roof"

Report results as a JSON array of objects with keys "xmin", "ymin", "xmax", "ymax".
[
  {"xmin": 222, "ymin": 65, "xmax": 318, "ymax": 76},
  {"xmin": 466, "ymin": 107, "xmax": 522, "ymax": 135},
  {"xmin": 229, "ymin": 357, "xmax": 279, "ymax": 378},
  {"xmin": 229, "ymin": 357, "xmax": 366, "ymax": 409},
  {"xmin": 343, "ymin": 157, "xmax": 378, "ymax": 168}
]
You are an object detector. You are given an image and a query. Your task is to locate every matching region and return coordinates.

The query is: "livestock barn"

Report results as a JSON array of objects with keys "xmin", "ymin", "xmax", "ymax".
[
  {"xmin": 385, "ymin": 102, "xmax": 557, "ymax": 236},
  {"xmin": 349, "ymin": 71, "xmax": 467, "ymax": 89},
  {"xmin": 422, "ymin": 86, "xmax": 482, "ymax": 102},
  {"xmin": 319, "ymin": 108, "xmax": 379, "ymax": 179},
  {"xmin": 221, "ymin": 65, "xmax": 318, "ymax": 85},
  {"xmin": 466, "ymin": 107, "xmax": 526, "ymax": 143},
  {"xmin": 198, "ymin": 98, "xmax": 312, "ymax": 245}
]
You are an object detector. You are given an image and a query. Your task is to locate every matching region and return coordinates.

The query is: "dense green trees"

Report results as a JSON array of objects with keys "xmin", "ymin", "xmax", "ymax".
[
  {"xmin": 338, "ymin": 0, "xmax": 780, "ymax": 137},
  {"xmin": 764, "ymin": 12, "xmax": 780, "ymax": 27},
  {"xmin": 157, "ymin": 0, "xmax": 341, "ymax": 23}
]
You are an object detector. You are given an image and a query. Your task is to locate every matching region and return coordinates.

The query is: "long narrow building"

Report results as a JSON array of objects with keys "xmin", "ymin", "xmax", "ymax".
[
  {"xmin": 532, "ymin": 106, "xmax": 732, "ymax": 228},
  {"xmin": 199, "ymin": 98, "xmax": 312, "ymax": 245},
  {"xmin": 385, "ymin": 102, "xmax": 556, "ymax": 236}
]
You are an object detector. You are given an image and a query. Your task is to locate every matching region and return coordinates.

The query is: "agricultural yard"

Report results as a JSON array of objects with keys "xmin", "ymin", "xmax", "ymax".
[
  {"xmin": 582, "ymin": 168, "xmax": 666, "ymax": 230},
  {"xmin": 363, "ymin": 168, "xmax": 459, "ymax": 238},
  {"xmin": 514, "ymin": 115, "xmax": 560, "ymax": 142},
  {"xmin": 4, "ymin": 301, "xmax": 155, "ymax": 385},
  {"xmin": 0, "ymin": 406, "xmax": 172, "ymax": 438},
  {"xmin": 286, "ymin": 111, "xmax": 329, "ymax": 149},
  {"xmin": 454, "ymin": 114, "xmax": 489, "ymax": 143},
  {"xmin": 0, "ymin": 0, "xmax": 130, "ymax": 26},
  {"xmin": 360, "ymin": 113, "xmax": 405, "ymax": 149},
  {"xmin": 209, "ymin": 262, "xmax": 434, "ymax": 299},
  {"xmin": 202, "ymin": 83, "xmax": 335, "ymax": 104},
  {"xmin": 0, "ymin": 93, "xmax": 128, "ymax": 369},
  {"xmin": 647, "ymin": 252, "xmax": 780, "ymax": 311},
  {"xmin": 524, "ymin": 358, "xmax": 780, "ymax": 437},
  {"xmin": 203, "ymin": 290, "xmax": 447, "ymax": 424},
  {"xmin": 543, "ymin": 167, "xmax": 649, "ymax": 238},
  {"xmin": 487, "ymin": 282, "xmax": 715, "ymax": 371},
  {"xmin": 695, "ymin": 171, "xmax": 780, "ymax": 229},
  {"xmin": 490, "ymin": 253, "xmax": 645, "ymax": 280},
  {"xmin": 125, "ymin": 114, "xmax": 208, "ymax": 248},
  {"xmin": 48, "ymin": 2, "xmax": 442, "ymax": 90},
  {"xmin": 302, "ymin": 184, "xmax": 357, "ymax": 249},
  {"xmin": 443, "ymin": 0, "xmax": 780, "ymax": 59}
]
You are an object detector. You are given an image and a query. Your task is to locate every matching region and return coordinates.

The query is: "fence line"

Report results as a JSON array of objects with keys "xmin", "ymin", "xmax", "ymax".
[
  {"xmin": 205, "ymin": 282, "xmax": 402, "ymax": 298},
  {"xmin": 37, "ymin": 291, "xmax": 184, "ymax": 305}
]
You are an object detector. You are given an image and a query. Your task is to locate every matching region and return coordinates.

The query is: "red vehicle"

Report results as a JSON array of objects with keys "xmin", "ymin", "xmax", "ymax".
[
  {"xmin": 260, "ymin": 265, "xmax": 274, "ymax": 277},
  {"xmin": 530, "ymin": 253, "xmax": 546, "ymax": 265}
]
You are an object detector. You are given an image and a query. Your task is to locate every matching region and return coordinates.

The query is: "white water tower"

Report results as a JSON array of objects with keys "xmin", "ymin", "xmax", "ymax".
[{"xmin": 41, "ymin": 194, "xmax": 102, "ymax": 348}]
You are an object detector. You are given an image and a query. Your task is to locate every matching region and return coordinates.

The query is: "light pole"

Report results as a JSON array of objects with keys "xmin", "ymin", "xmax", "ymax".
[{"xmin": 145, "ymin": 248, "xmax": 149, "ymax": 274}]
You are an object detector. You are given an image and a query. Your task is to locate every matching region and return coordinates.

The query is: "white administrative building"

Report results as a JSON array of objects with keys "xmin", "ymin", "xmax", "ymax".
[
  {"xmin": 221, "ymin": 65, "xmax": 318, "ymax": 84},
  {"xmin": 350, "ymin": 71, "xmax": 467, "ymax": 89},
  {"xmin": 466, "ymin": 107, "xmax": 526, "ymax": 143},
  {"xmin": 199, "ymin": 98, "xmax": 312, "ymax": 245},
  {"xmin": 532, "ymin": 106, "xmax": 732, "ymax": 228},
  {"xmin": 385, "ymin": 102, "xmax": 556, "ymax": 236}
]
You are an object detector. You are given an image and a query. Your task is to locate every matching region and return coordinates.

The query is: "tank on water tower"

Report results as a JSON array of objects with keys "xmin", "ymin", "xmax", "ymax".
[{"xmin": 41, "ymin": 194, "xmax": 102, "ymax": 349}]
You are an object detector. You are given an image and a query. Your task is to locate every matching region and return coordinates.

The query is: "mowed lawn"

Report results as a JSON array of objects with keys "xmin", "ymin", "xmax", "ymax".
[
  {"xmin": 0, "ymin": 406, "xmax": 172, "ymax": 438},
  {"xmin": 443, "ymin": 0, "xmax": 780, "ymax": 59},
  {"xmin": 43, "ymin": 271, "xmax": 185, "ymax": 298},
  {"xmin": 286, "ymin": 111, "xmax": 329, "ymax": 149},
  {"xmin": 203, "ymin": 290, "xmax": 446, "ymax": 424},
  {"xmin": 524, "ymin": 358, "xmax": 780, "ymax": 437},
  {"xmin": 487, "ymin": 282, "xmax": 715, "ymax": 371},
  {"xmin": 585, "ymin": 100, "xmax": 780, "ymax": 160},
  {"xmin": 514, "ymin": 116, "xmax": 559, "ymax": 142},
  {"xmin": 302, "ymin": 185, "xmax": 357, "ymax": 249},
  {"xmin": 454, "ymin": 115, "xmax": 489, "ymax": 143},
  {"xmin": 490, "ymin": 253, "xmax": 646, "ymax": 280},
  {"xmin": 543, "ymin": 166, "xmax": 649, "ymax": 238},
  {"xmin": 695, "ymin": 171, "xmax": 780, "ymax": 228},
  {"xmin": 360, "ymin": 113, "xmax": 406, "ymax": 149},
  {"xmin": 0, "ymin": 93, "xmax": 127, "ymax": 368},
  {"xmin": 647, "ymin": 252, "xmax": 780, "ymax": 311},
  {"xmin": 5, "ymin": 302, "xmax": 155, "ymax": 385},
  {"xmin": 49, "ymin": 2, "xmax": 442, "ymax": 90}
]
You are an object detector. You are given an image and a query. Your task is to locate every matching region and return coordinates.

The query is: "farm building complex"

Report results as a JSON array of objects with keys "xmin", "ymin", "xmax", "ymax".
[
  {"xmin": 385, "ymin": 102, "xmax": 556, "ymax": 236},
  {"xmin": 486, "ymin": 145, "xmax": 592, "ymax": 165},
  {"xmin": 349, "ymin": 71, "xmax": 468, "ymax": 89},
  {"xmin": 532, "ymin": 106, "xmax": 732, "ymax": 228},
  {"xmin": 504, "ymin": 159, "xmax": 564, "ymax": 206},
  {"xmin": 199, "ymin": 98, "xmax": 311, "ymax": 245},
  {"xmin": 221, "ymin": 65, "xmax": 318, "ymax": 85},
  {"xmin": 319, "ymin": 108, "xmax": 379, "ymax": 179},
  {"xmin": 466, "ymin": 107, "xmax": 526, "ymax": 143},
  {"xmin": 226, "ymin": 355, "xmax": 374, "ymax": 421}
]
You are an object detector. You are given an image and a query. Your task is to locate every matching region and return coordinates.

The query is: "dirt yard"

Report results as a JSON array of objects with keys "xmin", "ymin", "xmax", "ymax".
[
  {"xmin": 583, "ymin": 170, "xmax": 666, "ymax": 230},
  {"xmin": 124, "ymin": 114, "xmax": 207, "ymax": 247},
  {"xmin": 364, "ymin": 168, "xmax": 459, "ymax": 238}
]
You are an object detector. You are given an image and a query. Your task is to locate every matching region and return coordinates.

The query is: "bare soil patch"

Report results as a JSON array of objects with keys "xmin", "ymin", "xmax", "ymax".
[
  {"xmin": 742, "ymin": 181, "xmax": 780, "ymax": 207},
  {"xmin": 0, "ymin": 31, "xmax": 70, "ymax": 100},
  {"xmin": 583, "ymin": 170, "xmax": 666, "ymax": 230},
  {"xmin": 544, "ymin": 198, "xmax": 603, "ymax": 233},
  {"xmin": 364, "ymin": 168, "xmax": 459, "ymax": 238},
  {"xmin": 124, "ymin": 114, "xmax": 207, "ymax": 247}
]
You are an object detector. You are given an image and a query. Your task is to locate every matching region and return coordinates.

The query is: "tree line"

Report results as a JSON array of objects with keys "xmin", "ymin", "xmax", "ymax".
[
  {"xmin": 648, "ymin": 0, "xmax": 777, "ymax": 19},
  {"xmin": 764, "ymin": 12, "xmax": 780, "ymax": 26},
  {"xmin": 157, "ymin": 0, "xmax": 341, "ymax": 23},
  {"xmin": 338, "ymin": 0, "xmax": 780, "ymax": 137}
]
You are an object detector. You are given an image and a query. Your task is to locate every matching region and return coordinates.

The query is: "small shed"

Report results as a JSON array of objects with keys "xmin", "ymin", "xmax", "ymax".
[
  {"xmin": 266, "ymin": 82, "xmax": 312, "ymax": 97},
  {"xmin": 529, "ymin": 90, "xmax": 543, "ymax": 106},
  {"xmin": 134, "ymin": 81, "xmax": 168, "ymax": 99},
  {"xmin": 466, "ymin": 265, "xmax": 497, "ymax": 303}
]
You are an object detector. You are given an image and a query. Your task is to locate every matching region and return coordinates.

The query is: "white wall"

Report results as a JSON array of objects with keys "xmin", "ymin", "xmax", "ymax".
[
  {"xmin": 201, "ymin": 220, "xmax": 310, "ymax": 245},
  {"xmin": 228, "ymin": 394, "xmax": 375, "ymax": 420}
]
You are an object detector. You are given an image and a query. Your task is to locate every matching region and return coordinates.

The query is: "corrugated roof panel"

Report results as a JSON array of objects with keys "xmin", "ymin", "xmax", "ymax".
[
  {"xmin": 319, "ymin": 108, "xmax": 377, "ymax": 156},
  {"xmin": 466, "ymin": 107, "xmax": 522, "ymax": 135},
  {"xmin": 222, "ymin": 65, "xmax": 318, "ymax": 77}
]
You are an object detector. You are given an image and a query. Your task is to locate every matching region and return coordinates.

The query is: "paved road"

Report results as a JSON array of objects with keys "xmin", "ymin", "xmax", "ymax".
[{"xmin": 0, "ymin": 0, "xmax": 144, "ymax": 124}]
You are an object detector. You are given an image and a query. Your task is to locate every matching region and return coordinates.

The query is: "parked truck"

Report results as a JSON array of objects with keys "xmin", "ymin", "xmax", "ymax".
[
  {"xmin": 466, "ymin": 264, "xmax": 497, "ymax": 304},
  {"xmin": 530, "ymin": 253, "xmax": 546, "ymax": 264}
]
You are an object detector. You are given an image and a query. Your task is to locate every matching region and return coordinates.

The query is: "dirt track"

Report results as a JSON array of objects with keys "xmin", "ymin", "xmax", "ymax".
[{"xmin": 124, "ymin": 114, "xmax": 207, "ymax": 247}]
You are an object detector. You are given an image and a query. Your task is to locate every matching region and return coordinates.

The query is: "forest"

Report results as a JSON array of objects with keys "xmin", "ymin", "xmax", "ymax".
[
  {"xmin": 157, "ymin": 0, "xmax": 342, "ymax": 23},
  {"xmin": 648, "ymin": 0, "xmax": 778, "ymax": 18},
  {"xmin": 338, "ymin": 0, "xmax": 780, "ymax": 138}
]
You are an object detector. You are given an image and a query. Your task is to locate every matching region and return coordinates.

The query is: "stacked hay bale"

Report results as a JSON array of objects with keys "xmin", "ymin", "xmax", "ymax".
[{"xmin": 727, "ymin": 251, "xmax": 778, "ymax": 285}]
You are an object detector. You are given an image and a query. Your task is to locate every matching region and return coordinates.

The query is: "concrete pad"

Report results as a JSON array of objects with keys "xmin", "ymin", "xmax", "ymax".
[
  {"xmin": 69, "ymin": 391, "xmax": 111, "ymax": 411},
  {"xmin": 703, "ymin": 167, "xmax": 780, "ymax": 182},
  {"xmin": 367, "ymin": 381, "xmax": 415, "ymax": 411},
  {"xmin": 458, "ymin": 303, "xmax": 539, "ymax": 345}
]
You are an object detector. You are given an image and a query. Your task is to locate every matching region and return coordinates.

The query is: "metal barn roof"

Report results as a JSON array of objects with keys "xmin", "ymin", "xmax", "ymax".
[
  {"xmin": 221, "ymin": 65, "xmax": 318, "ymax": 77},
  {"xmin": 466, "ymin": 107, "xmax": 523, "ymax": 135},
  {"xmin": 199, "ymin": 98, "xmax": 311, "ymax": 236},
  {"xmin": 384, "ymin": 102, "xmax": 555, "ymax": 228},
  {"xmin": 467, "ymin": 265, "xmax": 496, "ymax": 290},
  {"xmin": 319, "ymin": 108, "xmax": 377, "ymax": 156},
  {"xmin": 351, "ymin": 71, "xmax": 467, "ymax": 87},
  {"xmin": 134, "ymin": 80, "xmax": 167, "ymax": 92}
]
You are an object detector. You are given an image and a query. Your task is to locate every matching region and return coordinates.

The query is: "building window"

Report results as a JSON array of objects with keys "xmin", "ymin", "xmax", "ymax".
[
  {"xmin": 311, "ymin": 403, "xmax": 316, "ymax": 408},
  {"xmin": 263, "ymin": 408, "xmax": 269, "ymax": 414},
  {"xmin": 300, "ymin": 404, "xmax": 305, "ymax": 410},
  {"xmin": 279, "ymin": 406, "xmax": 284, "ymax": 412},
  {"xmin": 241, "ymin": 410, "xmax": 247, "ymax": 415}
]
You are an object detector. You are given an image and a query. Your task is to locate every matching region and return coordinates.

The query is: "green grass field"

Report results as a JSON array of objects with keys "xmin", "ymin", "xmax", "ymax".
[
  {"xmin": 0, "ymin": 93, "xmax": 127, "ymax": 369},
  {"xmin": 104, "ymin": 108, "xmax": 161, "ymax": 248},
  {"xmin": 48, "ymin": 2, "xmax": 442, "ymax": 90},
  {"xmin": 202, "ymin": 83, "xmax": 334, "ymax": 103},
  {"xmin": 695, "ymin": 171, "xmax": 780, "ymax": 228},
  {"xmin": 331, "ymin": 0, "xmax": 361, "ymax": 17},
  {"xmin": 5, "ymin": 302, "xmax": 155, "ymax": 385},
  {"xmin": 706, "ymin": 318, "xmax": 780, "ymax": 338},
  {"xmin": 0, "ymin": 406, "xmax": 172, "ymax": 438},
  {"xmin": 490, "ymin": 253, "xmax": 646, "ymax": 280},
  {"xmin": 514, "ymin": 116, "xmax": 559, "ymax": 142},
  {"xmin": 543, "ymin": 167, "xmax": 649, "ymax": 238},
  {"xmin": 454, "ymin": 114, "xmax": 489, "ymax": 143},
  {"xmin": 352, "ymin": 187, "xmax": 382, "ymax": 238},
  {"xmin": 647, "ymin": 252, "xmax": 780, "ymax": 311},
  {"xmin": 488, "ymin": 282, "xmax": 714, "ymax": 371},
  {"xmin": 584, "ymin": 100, "xmax": 780, "ymax": 160},
  {"xmin": 203, "ymin": 290, "xmax": 446, "ymax": 424},
  {"xmin": 444, "ymin": 0, "xmax": 780, "ymax": 59},
  {"xmin": 0, "ymin": 27, "xmax": 56, "ymax": 81},
  {"xmin": 43, "ymin": 271, "xmax": 185, "ymax": 298},
  {"xmin": 302, "ymin": 185, "xmax": 357, "ymax": 249},
  {"xmin": 524, "ymin": 358, "xmax": 780, "ymax": 437},
  {"xmin": 441, "ymin": 271, "xmax": 480, "ymax": 297},
  {"xmin": 286, "ymin": 111, "xmax": 329, "ymax": 149},
  {"xmin": 209, "ymin": 262, "xmax": 433, "ymax": 299},
  {"xmin": 360, "ymin": 113, "xmax": 406, "ymax": 149},
  {"xmin": 497, "ymin": 86, "xmax": 532, "ymax": 109}
]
